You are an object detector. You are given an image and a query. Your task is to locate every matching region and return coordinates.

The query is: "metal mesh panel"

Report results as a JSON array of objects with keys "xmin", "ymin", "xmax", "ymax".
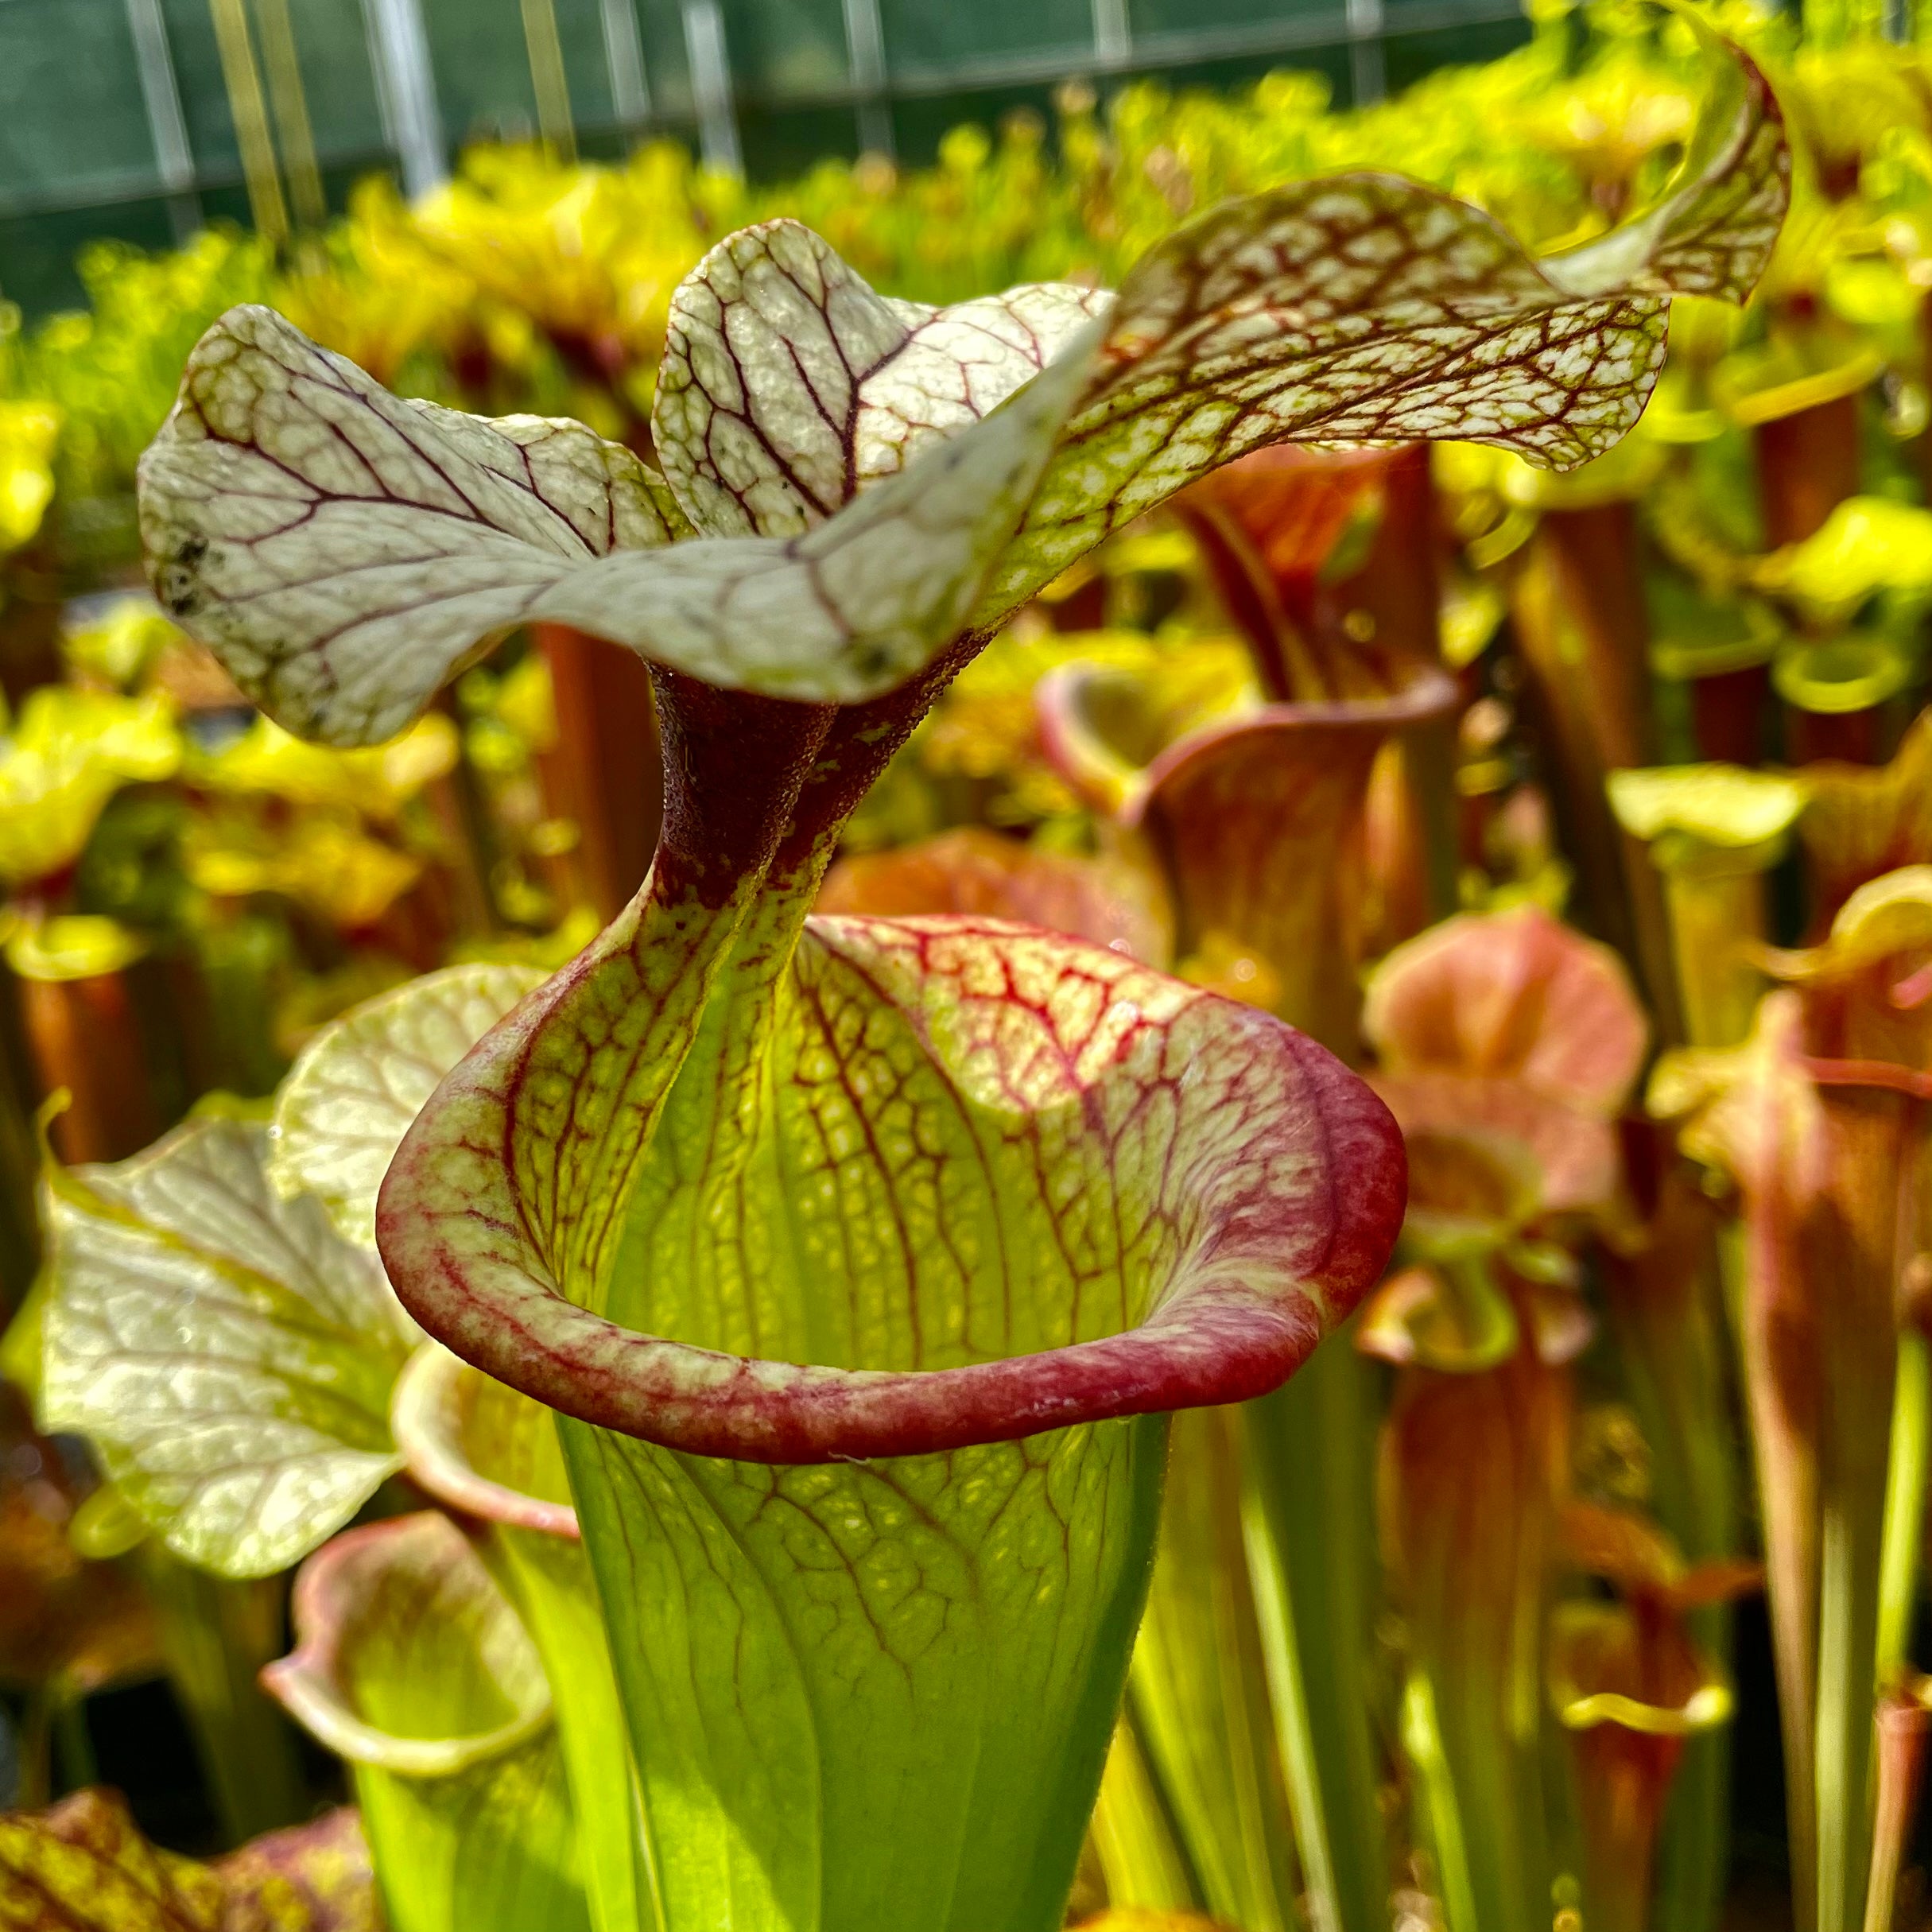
[{"xmin": 0, "ymin": 0, "xmax": 1526, "ymax": 312}]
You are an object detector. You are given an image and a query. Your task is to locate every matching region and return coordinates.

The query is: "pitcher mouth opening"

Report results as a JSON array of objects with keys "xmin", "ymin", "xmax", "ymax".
[
  {"xmin": 392, "ymin": 1344, "xmax": 581, "ymax": 1539},
  {"xmin": 1131, "ymin": 658, "xmax": 1461, "ymax": 824},
  {"xmin": 376, "ymin": 921, "xmax": 1406, "ymax": 1466},
  {"xmin": 262, "ymin": 1512, "xmax": 553, "ymax": 1776},
  {"xmin": 376, "ymin": 1181, "xmax": 1344, "ymax": 1465}
]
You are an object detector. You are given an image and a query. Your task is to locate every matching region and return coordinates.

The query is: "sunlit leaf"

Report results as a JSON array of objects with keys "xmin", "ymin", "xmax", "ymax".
[
  {"xmin": 1773, "ymin": 866, "xmax": 1932, "ymax": 979},
  {"xmin": 262, "ymin": 1512, "xmax": 589, "ymax": 1932},
  {"xmin": 653, "ymin": 217, "xmax": 1108, "ymax": 537},
  {"xmin": 270, "ymin": 963, "xmax": 544, "ymax": 1247},
  {"xmin": 387, "ymin": 914, "xmax": 1402, "ymax": 1459},
  {"xmin": 0, "ymin": 1794, "xmax": 378, "ymax": 1932},
  {"xmin": 980, "ymin": 33, "xmax": 1787, "ymax": 615},
  {"xmin": 1072, "ymin": 1915, "xmax": 1237, "ymax": 1930},
  {"xmin": 60, "ymin": 599, "xmax": 184, "ymax": 692},
  {"xmin": 1608, "ymin": 765, "xmax": 1806, "ymax": 863},
  {"xmin": 0, "ymin": 399, "xmax": 60, "ymax": 555},
  {"xmin": 119, "ymin": 38, "xmax": 1789, "ymax": 1928},
  {"xmin": 398, "ymin": 143, "xmax": 701, "ymax": 376},
  {"xmin": 848, "ymin": 283, "xmax": 1113, "ymax": 486},
  {"xmin": 184, "ymin": 814, "xmax": 423, "ymax": 931},
  {"xmin": 2, "ymin": 914, "xmax": 147, "ymax": 983},
  {"xmin": 1087, "ymin": 1710, "xmax": 1199, "ymax": 1917},
  {"xmin": 1754, "ymin": 495, "xmax": 1932, "ymax": 611},
  {"xmin": 1608, "ymin": 764, "xmax": 1805, "ymax": 1049},
  {"xmin": 39, "ymin": 1115, "xmax": 415, "ymax": 1578},
  {"xmin": 1759, "ymin": 867, "xmax": 1932, "ymax": 1072},
  {"xmin": 1124, "ymin": 1406, "xmax": 1297, "ymax": 1930}
]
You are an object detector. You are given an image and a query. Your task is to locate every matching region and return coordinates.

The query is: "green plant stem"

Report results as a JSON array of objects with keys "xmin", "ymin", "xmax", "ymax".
[
  {"xmin": 1877, "ymin": 1330, "xmax": 1928, "ymax": 1685},
  {"xmin": 1655, "ymin": 1673, "xmax": 1732, "ymax": 1926},
  {"xmin": 1400, "ymin": 1670, "xmax": 1479, "ymax": 1932},
  {"xmin": 140, "ymin": 1551, "xmax": 306, "ymax": 1846},
  {"xmin": 491, "ymin": 1528, "xmax": 660, "ymax": 1932},
  {"xmin": 396, "ymin": 1348, "xmax": 658, "ymax": 1932},
  {"xmin": 51, "ymin": 1695, "xmax": 96, "ymax": 1794},
  {"xmin": 1812, "ymin": 1094, "xmax": 1910, "ymax": 1932},
  {"xmin": 1818, "ymin": 1447, "xmax": 1891, "ymax": 1932},
  {"xmin": 14, "ymin": 1686, "xmax": 52, "ymax": 1810},
  {"xmin": 1241, "ymin": 1335, "xmax": 1388, "ymax": 1932},
  {"xmin": 1089, "ymin": 1709, "xmax": 1202, "ymax": 1914},
  {"xmin": 1861, "ymin": 1690, "xmax": 1929, "ymax": 1932},
  {"xmin": 1621, "ymin": 835, "xmax": 1780, "ymax": 1930},
  {"xmin": 185, "ymin": 914, "xmax": 293, "ymax": 1100},
  {"xmin": 1615, "ymin": 1261, "xmax": 1740, "ymax": 1932},
  {"xmin": 1724, "ymin": 1154, "xmax": 1822, "ymax": 1932},
  {"xmin": 1508, "ymin": 502, "xmax": 1682, "ymax": 1041},
  {"xmin": 1131, "ymin": 1406, "xmax": 1298, "ymax": 1930},
  {"xmin": 1402, "ymin": 1344, "xmax": 1555, "ymax": 1932}
]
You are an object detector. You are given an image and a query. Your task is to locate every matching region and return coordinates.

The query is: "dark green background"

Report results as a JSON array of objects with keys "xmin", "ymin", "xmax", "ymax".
[{"xmin": 0, "ymin": 0, "xmax": 1527, "ymax": 315}]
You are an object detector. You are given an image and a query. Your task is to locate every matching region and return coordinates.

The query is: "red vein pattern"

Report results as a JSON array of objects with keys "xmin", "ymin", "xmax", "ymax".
[
  {"xmin": 654, "ymin": 217, "xmax": 1110, "ymax": 539},
  {"xmin": 654, "ymin": 220, "xmax": 916, "ymax": 536},
  {"xmin": 562, "ymin": 1376, "xmax": 1166, "ymax": 1929},
  {"xmin": 983, "ymin": 44, "xmax": 1785, "ymax": 615},
  {"xmin": 138, "ymin": 303, "xmax": 1089, "ymax": 738},
  {"xmin": 136, "ymin": 32, "xmax": 1783, "ymax": 751},
  {"xmin": 379, "ymin": 909, "xmax": 1402, "ymax": 1463},
  {"xmin": 138, "ymin": 310, "xmax": 687, "ymax": 744}
]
